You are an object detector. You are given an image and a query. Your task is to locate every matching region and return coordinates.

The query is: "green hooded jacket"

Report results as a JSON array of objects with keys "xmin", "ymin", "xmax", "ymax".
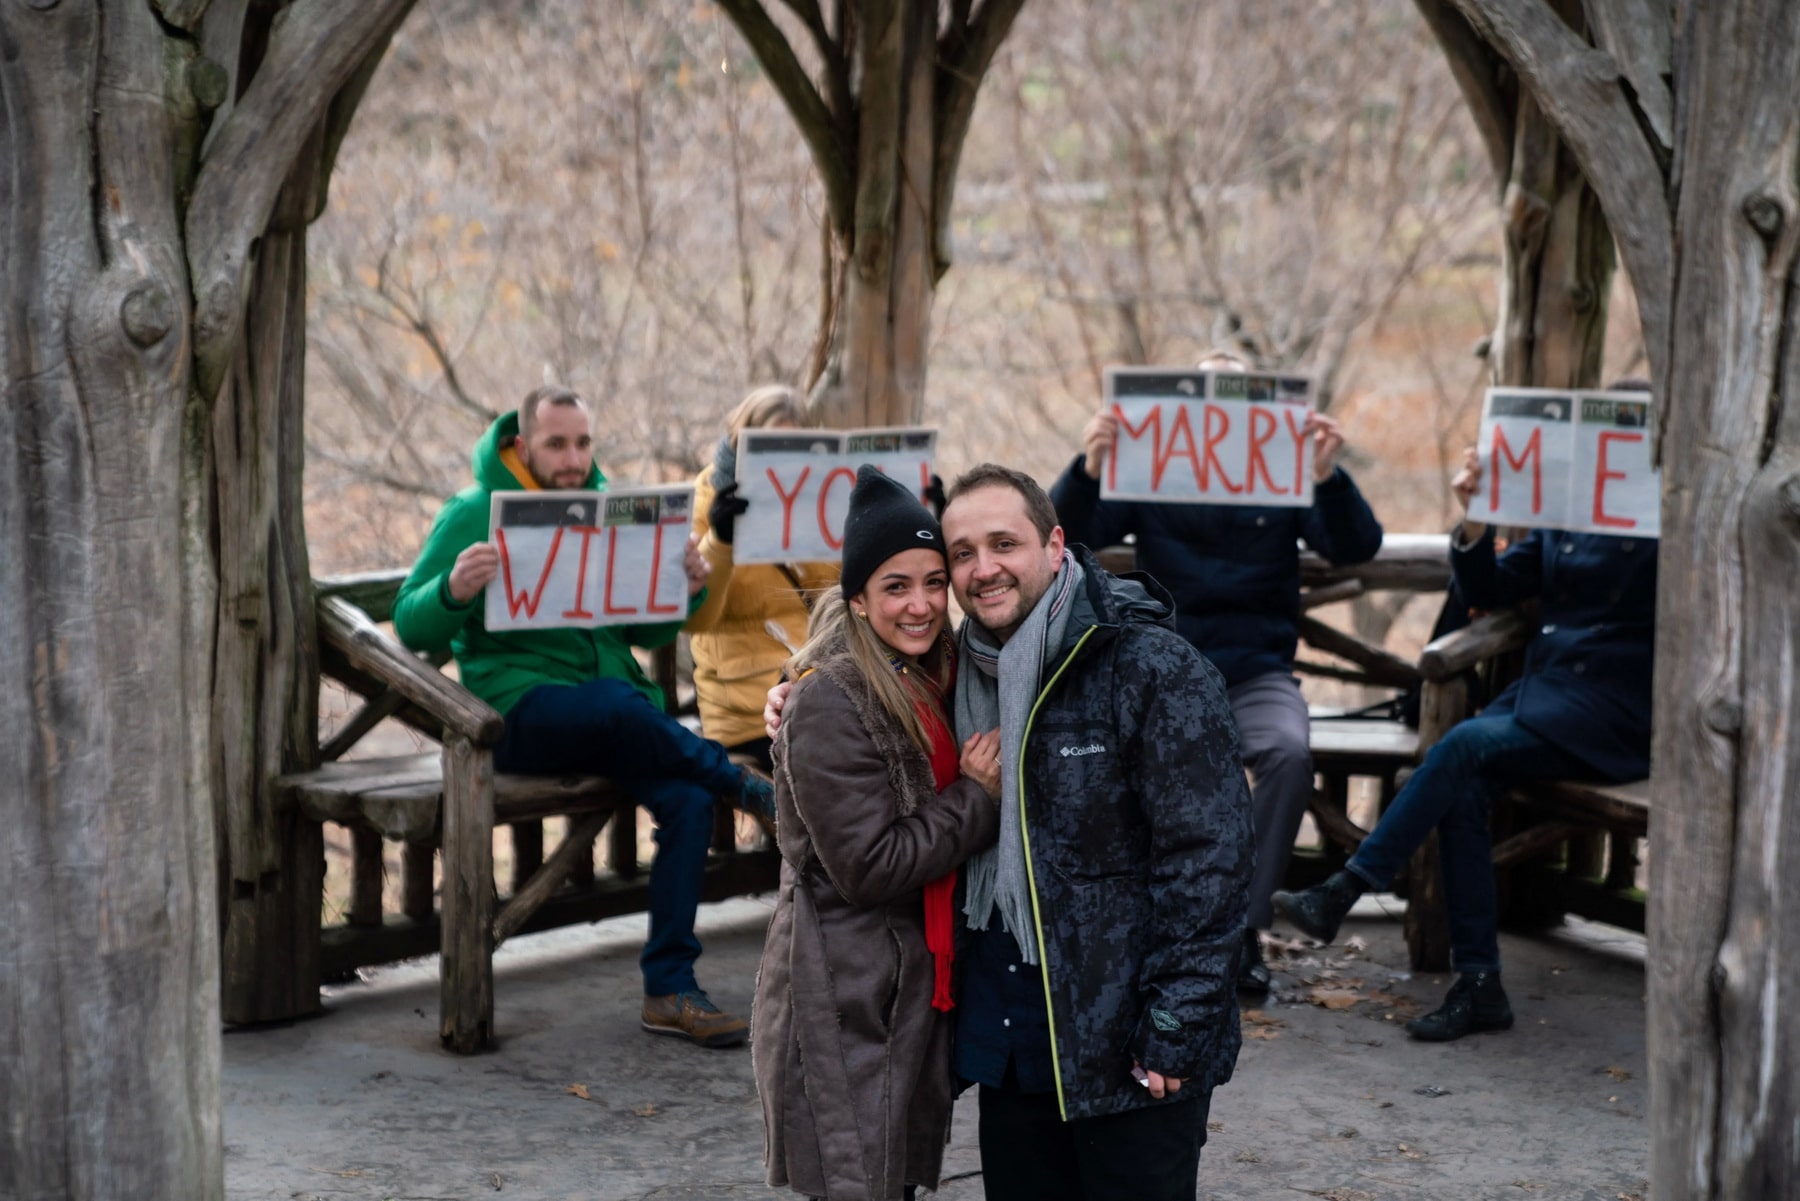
[{"xmin": 392, "ymin": 411, "xmax": 699, "ymax": 716}]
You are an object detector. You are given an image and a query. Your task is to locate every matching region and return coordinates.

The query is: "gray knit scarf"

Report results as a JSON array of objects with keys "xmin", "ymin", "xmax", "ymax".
[{"xmin": 955, "ymin": 550, "xmax": 1083, "ymax": 965}]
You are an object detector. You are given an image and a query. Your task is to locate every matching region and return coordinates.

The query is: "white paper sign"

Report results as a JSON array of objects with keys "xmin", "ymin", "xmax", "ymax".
[
  {"xmin": 732, "ymin": 427, "xmax": 937, "ymax": 564},
  {"xmin": 485, "ymin": 485, "xmax": 695, "ymax": 631},
  {"xmin": 1101, "ymin": 368, "xmax": 1316, "ymax": 507},
  {"xmin": 1470, "ymin": 388, "xmax": 1658, "ymax": 538}
]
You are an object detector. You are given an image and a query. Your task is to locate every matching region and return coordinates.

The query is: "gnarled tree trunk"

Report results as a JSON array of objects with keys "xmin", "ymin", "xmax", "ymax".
[
  {"xmin": 0, "ymin": 2, "xmax": 408, "ymax": 1192},
  {"xmin": 1445, "ymin": 1, "xmax": 1800, "ymax": 1195},
  {"xmin": 716, "ymin": 0, "xmax": 1025, "ymax": 427}
]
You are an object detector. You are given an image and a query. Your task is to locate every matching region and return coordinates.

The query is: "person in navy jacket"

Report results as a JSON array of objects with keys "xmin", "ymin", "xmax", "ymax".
[
  {"xmin": 1274, "ymin": 436, "xmax": 1657, "ymax": 1041},
  {"xmin": 1050, "ymin": 351, "xmax": 1384, "ymax": 996}
]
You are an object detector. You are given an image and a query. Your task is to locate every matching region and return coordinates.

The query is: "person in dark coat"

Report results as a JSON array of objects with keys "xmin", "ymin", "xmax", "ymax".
[
  {"xmin": 942, "ymin": 465, "xmax": 1253, "ymax": 1201},
  {"xmin": 1049, "ymin": 351, "xmax": 1383, "ymax": 995},
  {"xmin": 755, "ymin": 467, "xmax": 1001, "ymax": 1201},
  {"xmin": 1273, "ymin": 442, "xmax": 1657, "ymax": 1041}
]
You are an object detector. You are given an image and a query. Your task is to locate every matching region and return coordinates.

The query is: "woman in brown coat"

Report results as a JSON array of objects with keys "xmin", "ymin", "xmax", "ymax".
[{"xmin": 755, "ymin": 466, "xmax": 1001, "ymax": 1201}]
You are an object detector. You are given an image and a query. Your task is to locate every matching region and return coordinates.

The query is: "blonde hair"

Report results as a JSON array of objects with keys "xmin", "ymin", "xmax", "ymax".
[
  {"xmin": 1195, "ymin": 347, "xmax": 1250, "ymax": 371},
  {"xmin": 787, "ymin": 585, "xmax": 950, "ymax": 759},
  {"xmin": 726, "ymin": 384, "xmax": 811, "ymax": 440}
]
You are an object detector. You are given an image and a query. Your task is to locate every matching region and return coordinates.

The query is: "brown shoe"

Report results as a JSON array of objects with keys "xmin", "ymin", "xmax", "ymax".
[{"xmin": 641, "ymin": 990, "xmax": 748, "ymax": 1048}]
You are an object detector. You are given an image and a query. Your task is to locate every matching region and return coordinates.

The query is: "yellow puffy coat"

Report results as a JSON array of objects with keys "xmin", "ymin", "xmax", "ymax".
[{"xmin": 688, "ymin": 469, "xmax": 840, "ymax": 748}]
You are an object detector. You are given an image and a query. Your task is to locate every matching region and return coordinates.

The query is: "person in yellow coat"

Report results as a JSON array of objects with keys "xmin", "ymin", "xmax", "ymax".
[{"xmin": 688, "ymin": 386, "xmax": 840, "ymax": 771}]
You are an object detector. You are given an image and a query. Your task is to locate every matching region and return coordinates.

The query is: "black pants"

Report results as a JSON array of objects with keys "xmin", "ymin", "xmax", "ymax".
[{"xmin": 977, "ymin": 1076, "xmax": 1212, "ymax": 1201}]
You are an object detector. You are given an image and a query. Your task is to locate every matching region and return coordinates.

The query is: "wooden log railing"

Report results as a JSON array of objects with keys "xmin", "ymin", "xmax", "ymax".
[{"xmin": 287, "ymin": 571, "xmax": 779, "ymax": 1053}]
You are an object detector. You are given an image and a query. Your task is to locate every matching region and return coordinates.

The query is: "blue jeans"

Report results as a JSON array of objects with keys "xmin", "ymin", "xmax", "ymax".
[
  {"xmin": 495, "ymin": 678, "xmax": 743, "ymax": 996},
  {"xmin": 1346, "ymin": 714, "xmax": 1595, "ymax": 974}
]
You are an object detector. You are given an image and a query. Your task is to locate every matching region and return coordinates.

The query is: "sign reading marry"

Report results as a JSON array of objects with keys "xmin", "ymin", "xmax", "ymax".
[
  {"xmin": 1101, "ymin": 368, "xmax": 1316, "ymax": 507},
  {"xmin": 1470, "ymin": 387, "xmax": 1659, "ymax": 538},
  {"xmin": 732, "ymin": 427, "xmax": 937, "ymax": 564},
  {"xmin": 486, "ymin": 485, "xmax": 695, "ymax": 631}
]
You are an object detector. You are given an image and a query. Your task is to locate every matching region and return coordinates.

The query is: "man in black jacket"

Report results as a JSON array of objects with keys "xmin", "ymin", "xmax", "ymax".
[
  {"xmin": 941, "ymin": 464, "xmax": 1253, "ymax": 1201},
  {"xmin": 1049, "ymin": 352, "xmax": 1383, "ymax": 995}
]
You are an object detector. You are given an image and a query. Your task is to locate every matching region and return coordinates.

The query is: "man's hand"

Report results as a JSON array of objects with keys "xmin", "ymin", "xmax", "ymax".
[
  {"xmin": 447, "ymin": 542, "xmax": 500, "ymax": 604},
  {"xmin": 1306, "ymin": 412, "xmax": 1345, "ymax": 483},
  {"xmin": 708, "ymin": 482, "xmax": 750, "ymax": 545},
  {"xmin": 683, "ymin": 534, "xmax": 710, "ymax": 597},
  {"xmin": 1081, "ymin": 410, "xmax": 1120, "ymax": 480},
  {"xmin": 959, "ymin": 728, "xmax": 1003, "ymax": 798},
  {"xmin": 764, "ymin": 678, "xmax": 794, "ymax": 739},
  {"xmin": 1132, "ymin": 1062, "xmax": 1183, "ymax": 1100},
  {"xmin": 1450, "ymin": 445, "xmax": 1488, "ymax": 543}
]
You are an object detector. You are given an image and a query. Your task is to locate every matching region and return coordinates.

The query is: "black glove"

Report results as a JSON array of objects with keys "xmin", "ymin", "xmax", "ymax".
[
  {"xmin": 923, "ymin": 473, "xmax": 947, "ymax": 520},
  {"xmin": 709, "ymin": 481, "xmax": 751, "ymax": 544}
]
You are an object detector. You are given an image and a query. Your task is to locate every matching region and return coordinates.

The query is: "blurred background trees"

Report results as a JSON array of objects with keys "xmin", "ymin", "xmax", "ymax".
[{"xmin": 308, "ymin": 0, "xmax": 1629, "ymax": 576}]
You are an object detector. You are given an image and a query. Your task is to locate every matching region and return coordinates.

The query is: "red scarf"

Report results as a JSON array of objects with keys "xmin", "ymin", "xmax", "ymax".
[{"xmin": 915, "ymin": 695, "xmax": 963, "ymax": 1012}]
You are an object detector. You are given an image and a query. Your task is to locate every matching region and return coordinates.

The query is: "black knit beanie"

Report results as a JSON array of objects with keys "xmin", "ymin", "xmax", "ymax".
[{"xmin": 839, "ymin": 464, "xmax": 944, "ymax": 599}]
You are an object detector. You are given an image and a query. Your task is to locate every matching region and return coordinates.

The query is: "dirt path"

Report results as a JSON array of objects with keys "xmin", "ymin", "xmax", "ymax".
[{"xmin": 224, "ymin": 897, "xmax": 1647, "ymax": 1201}]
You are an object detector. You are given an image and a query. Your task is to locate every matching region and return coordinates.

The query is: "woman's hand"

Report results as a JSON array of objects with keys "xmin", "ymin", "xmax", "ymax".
[
  {"xmin": 960, "ymin": 728, "xmax": 1004, "ymax": 798},
  {"xmin": 764, "ymin": 679, "xmax": 794, "ymax": 739}
]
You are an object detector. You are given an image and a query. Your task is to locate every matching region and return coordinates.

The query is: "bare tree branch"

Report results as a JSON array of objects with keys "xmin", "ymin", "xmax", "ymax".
[
  {"xmin": 932, "ymin": 0, "xmax": 1028, "ymax": 279},
  {"xmin": 1448, "ymin": 0, "xmax": 1674, "ymax": 390},
  {"xmin": 187, "ymin": 0, "xmax": 414, "ymax": 400},
  {"xmin": 1585, "ymin": 0, "xmax": 1674, "ymax": 151},
  {"xmin": 1412, "ymin": 0, "xmax": 1518, "ymax": 188},
  {"xmin": 714, "ymin": 0, "xmax": 853, "ymax": 236}
]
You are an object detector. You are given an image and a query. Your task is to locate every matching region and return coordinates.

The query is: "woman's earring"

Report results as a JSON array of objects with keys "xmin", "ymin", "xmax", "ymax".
[{"xmin": 854, "ymin": 610, "xmax": 869, "ymax": 620}]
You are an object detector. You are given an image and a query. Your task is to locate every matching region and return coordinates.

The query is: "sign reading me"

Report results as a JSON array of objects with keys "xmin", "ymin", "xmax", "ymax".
[
  {"xmin": 732, "ymin": 427, "xmax": 937, "ymax": 564},
  {"xmin": 485, "ymin": 485, "xmax": 695, "ymax": 632},
  {"xmin": 1101, "ymin": 367, "xmax": 1316, "ymax": 507},
  {"xmin": 1470, "ymin": 388, "xmax": 1659, "ymax": 538}
]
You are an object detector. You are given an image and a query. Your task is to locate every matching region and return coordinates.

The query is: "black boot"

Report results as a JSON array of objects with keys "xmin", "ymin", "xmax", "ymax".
[
  {"xmin": 1237, "ymin": 928, "xmax": 1272, "ymax": 998},
  {"xmin": 1406, "ymin": 970, "xmax": 1514, "ymax": 1041},
  {"xmin": 1271, "ymin": 870, "xmax": 1365, "ymax": 944}
]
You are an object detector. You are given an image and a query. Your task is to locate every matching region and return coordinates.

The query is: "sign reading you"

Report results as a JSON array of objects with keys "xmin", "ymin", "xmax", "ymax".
[
  {"xmin": 1101, "ymin": 368, "xmax": 1316, "ymax": 507},
  {"xmin": 486, "ymin": 485, "xmax": 695, "ymax": 632},
  {"xmin": 732, "ymin": 427, "xmax": 937, "ymax": 564},
  {"xmin": 1469, "ymin": 387, "xmax": 1659, "ymax": 538}
]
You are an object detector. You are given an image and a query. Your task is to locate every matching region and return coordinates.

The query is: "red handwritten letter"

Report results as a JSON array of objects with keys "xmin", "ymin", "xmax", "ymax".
[
  {"xmin": 1591, "ymin": 430, "xmax": 1642, "ymax": 529},
  {"xmin": 560, "ymin": 526, "xmax": 601, "ymax": 619},
  {"xmin": 602, "ymin": 527, "xmax": 640, "ymax": 616},
  {"xmin": 1246, "ymin": 406, "xmax": 1289, "ymax": 496},
  {"xmin": 1152, "ymin": 406, "xmax": 1200, "ymax": 492},
  {"xmin": 1202, "ymin": 404, "xmax": 1242, "ymax": 495},
  {"xmin": 496, "ymin": 526, "xmax": 564, "ymax": 620},
  {"xmin": 817, "ymin": 466, "xmax": 857, "ymax": 550},
  {"xmin": 644, "ymin": 523, "xmax": 682, "ymax": 614},
  {"xmin": 767, "ymin": 466, "xmax": 811, "ymax": 551},
  {"xmin": 1283, "ymin": 409, "xmax": 1309, "ymax": 495},
  {"xmin": 1114, "ymin": 403, "xmax": 1163, "ymax": 493},
  {"xmin": 1490, "ymin": 425, "xmax": 1544, "ymax": 515}
]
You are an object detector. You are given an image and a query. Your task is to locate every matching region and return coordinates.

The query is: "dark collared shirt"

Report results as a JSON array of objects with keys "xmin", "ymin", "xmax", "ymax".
[{"xmin": 954, "ymin": 924, "xmax": 1057, "ymax": 1094}]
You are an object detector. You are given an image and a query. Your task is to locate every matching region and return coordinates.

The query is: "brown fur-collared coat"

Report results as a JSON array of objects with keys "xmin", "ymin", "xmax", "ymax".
[{"xmin": 754, "ymin": 654, "xmax": 999, "ymax": 1201}]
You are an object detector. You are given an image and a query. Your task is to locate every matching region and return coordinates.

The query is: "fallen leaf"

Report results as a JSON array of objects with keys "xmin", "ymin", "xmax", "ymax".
[
  {"xmin": 492, "ymin": 1172, "xmax": 504, "ymax": 1191},
  {"xmin": 1244, "ymin": 1025, "xmax": 1280, "ymax": 1040},
  {"xmin": 1604, "ymin": 1065, "xmax": 1633, "ymax": 1081},
  {"xmin": 1343, "ymin": 935, "xmax": 1368, "ymax": 953},
  {"xmin": 1311, "ymin": 1189, "xmax": 1376, "ymax": 1201},
  {"xmin": 1308, "ymin": 986, "xmax": 1363, "ymax": 1010},
  {"xmin": 1512, "ymin": 1180, "xmax": 1545, "ymax": 1191},
  {"xmin": 308, "ymin": 1167, "xmax": 367, "ymax": 1178},
  {"xmin": 1207, "ymin": 1120, "xmax": 1224, "ymax": 1132},
  {"xmin": 632, "ymin": 1101, "xmax": 660, "ymax": 1117},
  {"xmin": 1242, "ymin": 1009, "xmax": 1285, "ymax": 1027},
  {"xmin": 1234, "ymin": 1149, "xmax": 1263, "ymax": 1164},
  {"xmin": 1397, "ymin": 1141, "xmax": 1426, "ymax": 1160},
  {"xmin": 565, "ymin": 1083, "xmax": 590, "ymax": 1100}
]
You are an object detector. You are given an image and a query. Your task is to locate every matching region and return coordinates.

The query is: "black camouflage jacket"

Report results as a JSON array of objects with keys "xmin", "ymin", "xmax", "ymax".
[{"xmin": 1010, "ymin": 546, "xmax": 1253, "ymax": 1121}]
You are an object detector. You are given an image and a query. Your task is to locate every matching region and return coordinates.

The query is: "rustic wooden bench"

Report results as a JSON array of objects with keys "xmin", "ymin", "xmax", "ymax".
[
  {"xmin": 281, "ymin": 573, "xmax": 778, "ymax": 1053},
  {"xmin": 1397, "ymin": 608, "xmax": 1652, "ymax": 966}
]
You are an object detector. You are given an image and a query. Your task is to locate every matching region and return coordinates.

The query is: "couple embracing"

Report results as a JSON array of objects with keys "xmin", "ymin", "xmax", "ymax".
[{"xmin": 754, "ymin": 463, "xmax": 1254, "ymax": 1201}]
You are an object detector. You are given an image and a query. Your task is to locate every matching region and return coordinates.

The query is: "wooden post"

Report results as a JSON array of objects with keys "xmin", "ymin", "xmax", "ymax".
[
  {"xmin": 511, "ymin": 820, "xmax": 545, "ymax": 895},
  {"xmin": 349, "ymin": 828, "xmax": 386, "ymax": 927},
  {"xmin": 439, "ymin": 737, "xmax": 495, "ymax": 1053},
  {"xmin": 402, "ymin": 842, "xmax": 436, "ymax": 924},
  {"xmin": 1403, "ymin": 676, "xmax": 1468, "ymax": 971}
]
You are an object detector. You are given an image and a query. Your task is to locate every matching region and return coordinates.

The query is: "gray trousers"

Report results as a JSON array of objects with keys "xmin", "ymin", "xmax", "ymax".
[{"xmin": 1227, "ymin": 671, "xmax": 1314, "ymax": 929}]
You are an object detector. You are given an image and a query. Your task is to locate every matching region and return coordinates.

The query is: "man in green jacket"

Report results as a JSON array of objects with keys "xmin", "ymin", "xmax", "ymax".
[{"xmin": 395, "ymin": 385, "xmax": 772, "ymax": 1048}]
